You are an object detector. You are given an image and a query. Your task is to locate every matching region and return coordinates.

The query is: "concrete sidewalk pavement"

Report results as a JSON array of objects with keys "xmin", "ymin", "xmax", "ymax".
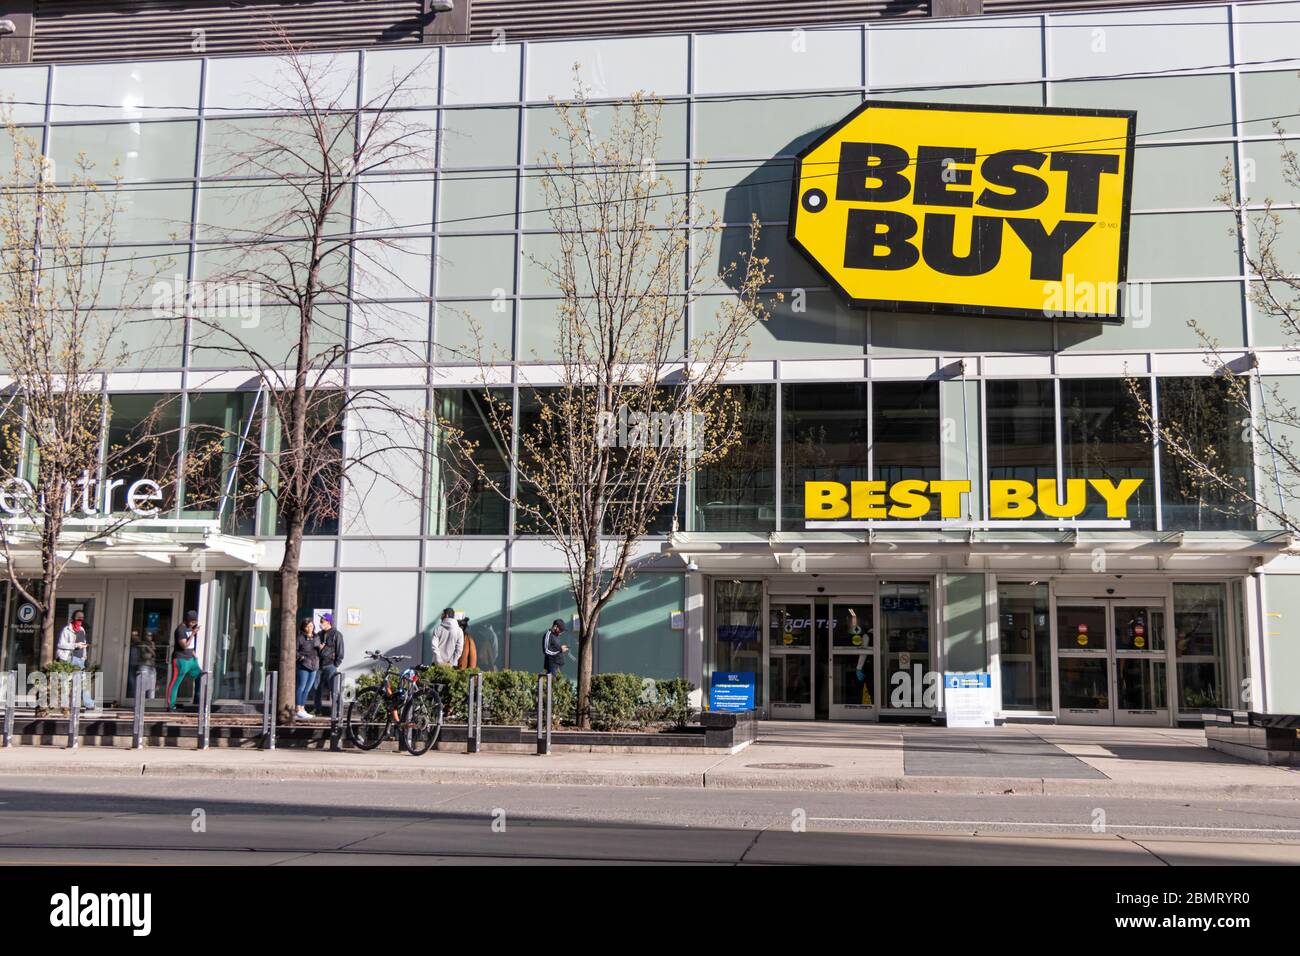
[{"xmin": 1, "ymin": 722, "xmax": 1296, "ymax": 799}]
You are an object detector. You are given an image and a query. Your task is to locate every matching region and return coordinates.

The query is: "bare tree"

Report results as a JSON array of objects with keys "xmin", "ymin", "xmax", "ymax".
[
  {"xmin": 1127, "ymin": 126, "xmax": 1300, "ymax": 532},
  {"xmin": 435, "ymin": 82, "xmax": 773, "ymax": 725},
  {"xmin": 0, "ymin": 121, "xmax": 201, "ymax": 670},
  {"xmin": 188, "ymin": 31, "xmax": 438, "ymax": 721}
]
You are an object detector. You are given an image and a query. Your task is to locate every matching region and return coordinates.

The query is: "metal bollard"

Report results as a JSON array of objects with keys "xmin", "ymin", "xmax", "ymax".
[
  {"xmin": 535, "ymin": 673, "xmax": 552, "ymax": 756},
  {"xmin": 67, "ymin": 673, "xmax": 81, "ymax": 750},
  {"xmin": 2, "ymin": 670, "xmax": 16, "ymax": 748},
  {"xmin": 132, "ymin": 686, "xmax": 145, "ymax": 750},
  {"xmin": 262, "ymin": 671, "xmax": 278, "ymax": 750},
  {"xmin": 466, "ymin": 674, "xmax": 483, "ymax": 754},
  {"xmin": 328, "ymin": 671, "xmax": 344, "ymax": 752},
  {"xmin": 197, "ymin": 672, "xmax": 211, "ymax": 751}
]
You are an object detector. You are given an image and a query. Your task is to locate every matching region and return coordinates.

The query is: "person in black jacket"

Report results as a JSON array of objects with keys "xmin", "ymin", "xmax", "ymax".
[
  {"xmin": 312, "ymin": 612, "xmax": 345, "ymax": 714},
  {"xmin": 294, "ymin": 616, "xmax": 323, "ymax": 721}
]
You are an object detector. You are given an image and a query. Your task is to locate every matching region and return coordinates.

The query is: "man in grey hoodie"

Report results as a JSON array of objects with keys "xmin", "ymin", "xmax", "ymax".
[{"xmin": 430, "ymin": 607, "xmax": 464, "ymax": 666}]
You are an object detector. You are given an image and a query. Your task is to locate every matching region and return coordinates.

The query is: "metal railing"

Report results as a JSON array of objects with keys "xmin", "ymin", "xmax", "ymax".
[
  {"xmin": 2, "ymin": 670, "xmax": 15, "ymax": 748},
  {"xmin": 467, "ymin": 673, "xmax": 483, "ymax": 754},
  {"xmin": 197, "ymin": 672, "xmax": 212, "ymax": 750},
  {"xmin": 328, "ymin": 671, "xmax": 344, "ymax": 752},
  {"xmin": 536, "ymin": 673, "xmax": 552, "ymax": 756},
  {"xmin": 261, "ymin": 671, "xmax": 278, "ymax": 750},
  {"xmin": 67, "ymin": 673, "xmax": 82, "ymax": 750},
  {"xmin": 133, "ymin": 686, "xmax": 145, "ymax": 749}
]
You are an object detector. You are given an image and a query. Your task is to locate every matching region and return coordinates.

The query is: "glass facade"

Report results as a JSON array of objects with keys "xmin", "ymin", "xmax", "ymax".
[{"xmin": 1, "ymin": 7, "xmax": 1295, "ymax": 718}]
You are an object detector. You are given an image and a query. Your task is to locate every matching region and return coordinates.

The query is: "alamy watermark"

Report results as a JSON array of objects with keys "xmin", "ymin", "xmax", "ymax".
[
  {"xmin": 596, "ymin": 404, "xmax": 705, "ymax": 459},
  {"xmin": 152, "ymin": 276, "xmax": 262, "ymax": 327}
]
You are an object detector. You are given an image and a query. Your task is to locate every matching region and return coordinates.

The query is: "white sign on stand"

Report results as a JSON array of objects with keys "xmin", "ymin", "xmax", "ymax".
[{"xmin": 944, "ymin": 672, "xmax": 996, "ymax": 728}]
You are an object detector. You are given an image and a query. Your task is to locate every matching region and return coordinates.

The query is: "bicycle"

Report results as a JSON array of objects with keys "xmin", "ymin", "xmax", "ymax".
[{"xmin": 345, "ymin": 651, "xmax": 444, "ymax": 755}]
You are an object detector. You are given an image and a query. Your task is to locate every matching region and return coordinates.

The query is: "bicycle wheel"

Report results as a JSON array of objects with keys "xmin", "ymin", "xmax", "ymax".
[
  {"xmin": 346, "ymin": 688, "xmax": 390, "ymax": 750},
  {"xmin": 399, "ymin": 687, "xmax": 443, "ymax": 756}
]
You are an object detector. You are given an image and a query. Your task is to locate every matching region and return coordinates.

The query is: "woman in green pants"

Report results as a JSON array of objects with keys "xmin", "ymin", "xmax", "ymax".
[{"xmin": 168, "ymin": 610, "xmax": 203, "ymax": 710}]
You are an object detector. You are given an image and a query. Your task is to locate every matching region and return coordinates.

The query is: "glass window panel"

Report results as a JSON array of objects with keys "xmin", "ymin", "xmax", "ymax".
[
  {"xmin": 998, "ymin": 583, "xmax": 1051, "ymax": 711},
  {"xmin": 356, "ymin": 175, "xmax": 434, "ymax": 234},
  {"xmin": 1115, "ymin": 606, "xmax": 1165, "ymax": 653},
  {"xmin": 66, "ymin": 245, "xmax": 187, "ymax": 309},
  {"xmin": 108, "ymin": 308, "xmax": 185, "ymax": 370},
  {"xmin": 525, "ymin": 101, "xmax": 687, "ymax": 164},
  {"xmin": 201, "ymin": 115, "xmax": 356, "ymax": 178},
  {"xmin": 1051, "ymin": 74, "xmax": 1234, "ymax": 142},
  {"xmin": 871, "ymin": 311, "xmax": 1054, "ymax": 354},
  {"xmin": 1174, "ymin": 582, "xmax": 1228, "ymax": 710},
  {"xmin": 524, "ymin": 232, "xmax": 686, "ymax": 296},
  {"xmin": 435, "ymin": 299, "xmax": 513, "ymax": 363},
  {"xmin": 0, "ymin": 67, "xmax": 50, "ymax": 124},
  {"xmin": 436, "ymin": 233, "xmax": 516, "ymax": 298},
  {"xmin": 424, "ymin": 571, "xmax": 506, "ymax": 672},
  {"xmin": 440, "ymin": 107, "xmax": 519, "ymax": 168},
  {"xmin": 364, "ymin": 48, "xmax": 440, "ymax": 108},
  {"xmin": 52, "ymin": 59, "xmax": 200, "ymax": 121},
  {"xmin": 873, "ymin": 83, "xmax": 1043, "ymax": 107},
  {"xmin": 106, "ymin": 392, "xmax": 183, "ymax": 514},
  {"xmin": 781, "ymin": 382, "xmax": 869, "ymax": 527},
  {"xmin": 1059, "ymin": 378, "xmax": 1156, "ymax": 529},
  {"xmin": 986, "ymin": 379, "xmax": 1056, "ymax": 487},
  {"xmin": 1158, "ymin": 377, "xmax": 1255, "ymax": 530},
  {"xmin": 696, "ymin": 291, "xmax": 866, "ymax": 360},
  {"xmin": 1132, "ymin": 143, "xmax": 1234, "ymax": 210},
  {"xmin": 1239, "ymin": 70, "xmax": 1300, "ymax": 136},
  {"xmin": 528, "ymin": 35, "xmax": 688, "ymax": 100},
  {"xmin": 188, "ymin": 304, "xmax": 346, "ymax": 370},
  {"xmin": 1048, "ymin": 9, "xmax": 1228, "ymax": 79},
  {"xmin": 184, "ymin": 391, "xmax": 260, "ymax": 534},
  {"xmin": 697, "ymin": 159, "xmax": 793, "ymax": 225},
  {"xmin": 694, "ymin": 93, "xmax": 859, "ymax": 159},
  {"xmin": 712, "ymin": 580, "xmax": 763, "ymax": 709},
  {"xmin": 209, "ymin": 570, "xmax": 253, "ymax": 700},
  {"xmin": 98, "ymin": 184, "xmax": 194, "ymax": 243},
  {"xmin": 598, "ymin": 574, "xmax": 685, "ymax": 679},
  {"xmin": 443, "ymin": 44, "xmax": 521, "ymax": 105},
  {"xmin": 880, "ymin": 582, "xmax": 932, "ymax": 710},
  {"xmin": 440, "ymin": 171, "xmax": 517, "ymax": 232},
  {"xmin": 696, "ymin": 28, "xmax": 860, "ymax": 95},
  {"xmin": 351, "ymin": 301, "xmax": 430, "ymax": 367},
  {"xmin": 49, "ymin": 121, "xmax": 197, "ymax": 182},
  {"xmin": 354, "ymin": 236, "xmax": 434, "ymax": 301},
  {"xmin": 505, "ymin": 571, "xmax": 575, "ymax": 674},
  {"xmin": 430, "ymin": 389, "xmax": 510, "ymax": 536},
  {"xmin": 698, "ymin": 225, "xmax": 819, "ymax": 291},
  {"xmin": 197, "ymin": 181, "xmax": 353, "ymax": 240},
  {"xmin": 873, "ymin": 381, "xmax": 939, "ymax": 485},
  {"xmin": 1127, "ymin": 212, "xmax": 1239, "ymax": 279},
  {"xmin": 522, "ymin": 165, "xmax": 685, "ymax": 230},
  {"xmin": 869, "ymin": 19, "xmax": 1041, "ymax": 89},
  {"xmin": 1243, "ymin": 138, "xmax": 1300, "ymax": 206},
  {"xmin": 1057, "ymin": 604, "xmax": 1108, "ymax": 651},
  {"xmin": 1116, "ymin": 658, "xmax": 1168, "ymax": 710},
  {"xmin": 1059, "ymin": 282, "xmax": 1246, "ymax": 351},
  {"xmin": 693, "ymin": 384, "xmax": 775, "ymax": 532},
  {"xmin": 1058, "ymin": 657, "xmax": 1110, "ymax": 709},
  {"xmin": 193, "ymin": 242, "xmax": 349, "ymax": 296},
  {"xmin": 205, "ymin": 52, "xmax": 354, "ymax": 114}
]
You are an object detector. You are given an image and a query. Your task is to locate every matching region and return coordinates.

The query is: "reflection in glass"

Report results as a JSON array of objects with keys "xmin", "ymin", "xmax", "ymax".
[
  {"xmin": 769, "ymin": 653, "xmax": 812, "ymax": 706},
  {"xmin": 1158, "ymin": 377, "xmax": 1254, "ymax": 530},
  {"xmin": 1058, "ymin": 657, "xmax": 1110, "ymax": 710},
  {"xmin": 873, "ymin": 382, "xmax": 940, "ymax": 486},
  {"xmin": 1174, "ymin": 582, "xmax": 1227, "ymax": 710},
  {"xmin": 1117, "ymin": 658, "xmax": 1167, "ymax": 710},
  {"xmin": 781, "ymin": 383, "xmax": 868, "ymax": 526},
  {"xmin": 693, "ymin": 384, "xmax": 775, "ymax": 532},
  {"xmin": 1060, "ymin": 378, "xmax": 1155, "ymax": 529},
  {"xmin": 987, "ymin": 380, "xmax": 1056, "ymax": 486},
  {"xmin": 998, "ymin": 583, "xmax": 1051, "ymax": 711},
  {"xmin": 713, "ymin": 581, "xmax": 763, "ymax": 707},
  {"xmin": 431, "ymin": 389, "xmax": 510, "ymax": 535},
  {"xmin": 1056, "ymin": 604, "xmax": 1107, "ymax": 651},
  {"xmin": 880, "ymin": 581, "xmax": 931, "ymax": 710}
]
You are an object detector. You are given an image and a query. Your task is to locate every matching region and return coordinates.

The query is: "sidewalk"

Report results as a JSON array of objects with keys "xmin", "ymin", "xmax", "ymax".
[{"xmin": 2, "ymin": 721, "xmax": 1297, "ymax": 799}]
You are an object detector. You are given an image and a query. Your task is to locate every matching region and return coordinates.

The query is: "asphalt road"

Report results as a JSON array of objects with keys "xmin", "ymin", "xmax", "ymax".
[{"xmin": 2, "ymin": 774, "xmax": 1299, "ymax": 865}]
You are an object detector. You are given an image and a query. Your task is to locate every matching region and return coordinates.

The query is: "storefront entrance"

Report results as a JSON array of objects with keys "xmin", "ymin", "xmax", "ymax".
[
  {"xmin": 767, "ymin": 596, "xmax": 878, "ymax": 721},
  {"xmin": 1055, "ymin": 599, "xmax": 1170, "ymax": 726},
  {"xmin": 123, "ymin": 592, "xmax": 179, "ymax": 703}
]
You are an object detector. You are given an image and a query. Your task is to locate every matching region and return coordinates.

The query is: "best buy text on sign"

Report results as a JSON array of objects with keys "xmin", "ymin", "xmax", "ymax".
[
  {"xmin": 789, "ymin": 101, "xmax": 1136, "ymax": 320},
  {"xmin": 805, "ymin": 479, "xmax": 1143, "ymax": 521}
]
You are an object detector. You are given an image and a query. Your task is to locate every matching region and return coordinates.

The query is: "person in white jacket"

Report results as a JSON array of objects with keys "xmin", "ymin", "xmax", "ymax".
[
  {"xmin": 56, "ymin": 610, "xmax": 95, "ymax": 709},
  {"xmin": 430, "ymin": 607, "xmax": 464, "ymax": 666}
]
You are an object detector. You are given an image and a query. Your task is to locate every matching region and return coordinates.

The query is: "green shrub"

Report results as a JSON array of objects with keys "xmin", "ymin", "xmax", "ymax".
[
  {"xmin": 656, "ymin": 677, "xmax": 696, "ymax": 729},
  {"xmin": 589, "ymin": 673, "xmax": 645, "ymax": 731}
]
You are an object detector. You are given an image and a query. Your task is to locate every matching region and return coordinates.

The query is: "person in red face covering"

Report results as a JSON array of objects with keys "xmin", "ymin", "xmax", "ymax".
[{"xmin": 56, "ymin": 610, "xmax": 95, "ymax": 709}]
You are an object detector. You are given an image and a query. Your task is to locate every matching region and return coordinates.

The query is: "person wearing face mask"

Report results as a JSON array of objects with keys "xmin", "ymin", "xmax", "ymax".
[
  {"xmin": 56, "ymin": 610, "xmax": 95, "ymax": 709},
  {"xmin": 168, "ymin": 610, "xmax": 204, "ymax": 711}
]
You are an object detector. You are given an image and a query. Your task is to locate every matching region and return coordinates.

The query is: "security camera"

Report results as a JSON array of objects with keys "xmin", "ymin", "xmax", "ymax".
[
  {"xmin": 1106, "ymin": 588, "xmax": 1116, "ymax": 595},
  {"xmin": 686, "ymin": 559, "xmax": 699, "ymax": 572},
  {"xmin": 428, "ymin": 0, "xmax": 455, "ymax": 12},
  {"xmin": 816, "ymin": 586, "xmax": 825, "ymax": 593}
]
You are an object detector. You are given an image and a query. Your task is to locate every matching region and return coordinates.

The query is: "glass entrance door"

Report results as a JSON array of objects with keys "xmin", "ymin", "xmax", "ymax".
[
  {"xmin": 124, "ymin": 596, "xmax": 176, "ymax": 703},
  {"xmin": 1057, "ymin": 600, "xmax": 1171, "ymax": 725},
  {"xmin": 828, "ymin": 599, "xmax": 877, "ymax": 720},
  {"xmin": 768, "ymin": 600, "xmax": 814, "ymax": 719}
]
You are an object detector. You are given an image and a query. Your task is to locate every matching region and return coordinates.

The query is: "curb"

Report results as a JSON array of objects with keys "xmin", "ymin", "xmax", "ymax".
[{"xmin": 3, "ymin": 758, "xmax": 1298, "ymax": 800}]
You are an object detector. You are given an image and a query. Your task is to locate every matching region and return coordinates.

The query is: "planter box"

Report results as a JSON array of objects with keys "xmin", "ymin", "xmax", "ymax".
[{"xmin": 1202, "ymin": 709, "xmax": 1300, "ymax": 766}]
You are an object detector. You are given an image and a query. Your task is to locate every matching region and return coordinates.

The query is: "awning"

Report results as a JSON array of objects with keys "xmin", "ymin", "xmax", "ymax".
[{"xmin": 0, "ymin": 520, "xmax": 264, "ymax": 572}]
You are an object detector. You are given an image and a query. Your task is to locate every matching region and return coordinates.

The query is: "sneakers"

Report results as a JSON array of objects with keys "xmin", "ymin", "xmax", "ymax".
[{"xmin": 295, "ymin": 707, "xmax": 311, "ymax": 720}]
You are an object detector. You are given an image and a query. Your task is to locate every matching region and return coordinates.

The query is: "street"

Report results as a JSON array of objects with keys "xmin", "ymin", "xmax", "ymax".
[{"xmin": 2, "ymin": 774, "xmax": 1299, "ymax": 865}]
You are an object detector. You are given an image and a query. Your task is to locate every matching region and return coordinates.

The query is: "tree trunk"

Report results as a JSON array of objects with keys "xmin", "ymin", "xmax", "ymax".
[
  {"xmin": 277, "ymin": 509, "xmax": 305, "ymax": 723},
  {"xmin": 37, "ymin": 560, "xmax": 57, "ymax": 667},
  {"xmin": 575, "ymin": 604, "xmax": 599, "ymax": 729}
]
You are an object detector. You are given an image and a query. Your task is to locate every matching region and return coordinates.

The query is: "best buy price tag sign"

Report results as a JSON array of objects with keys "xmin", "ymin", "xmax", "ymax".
[{"xmin": 789, "ymin": 101, "xmax": 1136, "ymax": 320}]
